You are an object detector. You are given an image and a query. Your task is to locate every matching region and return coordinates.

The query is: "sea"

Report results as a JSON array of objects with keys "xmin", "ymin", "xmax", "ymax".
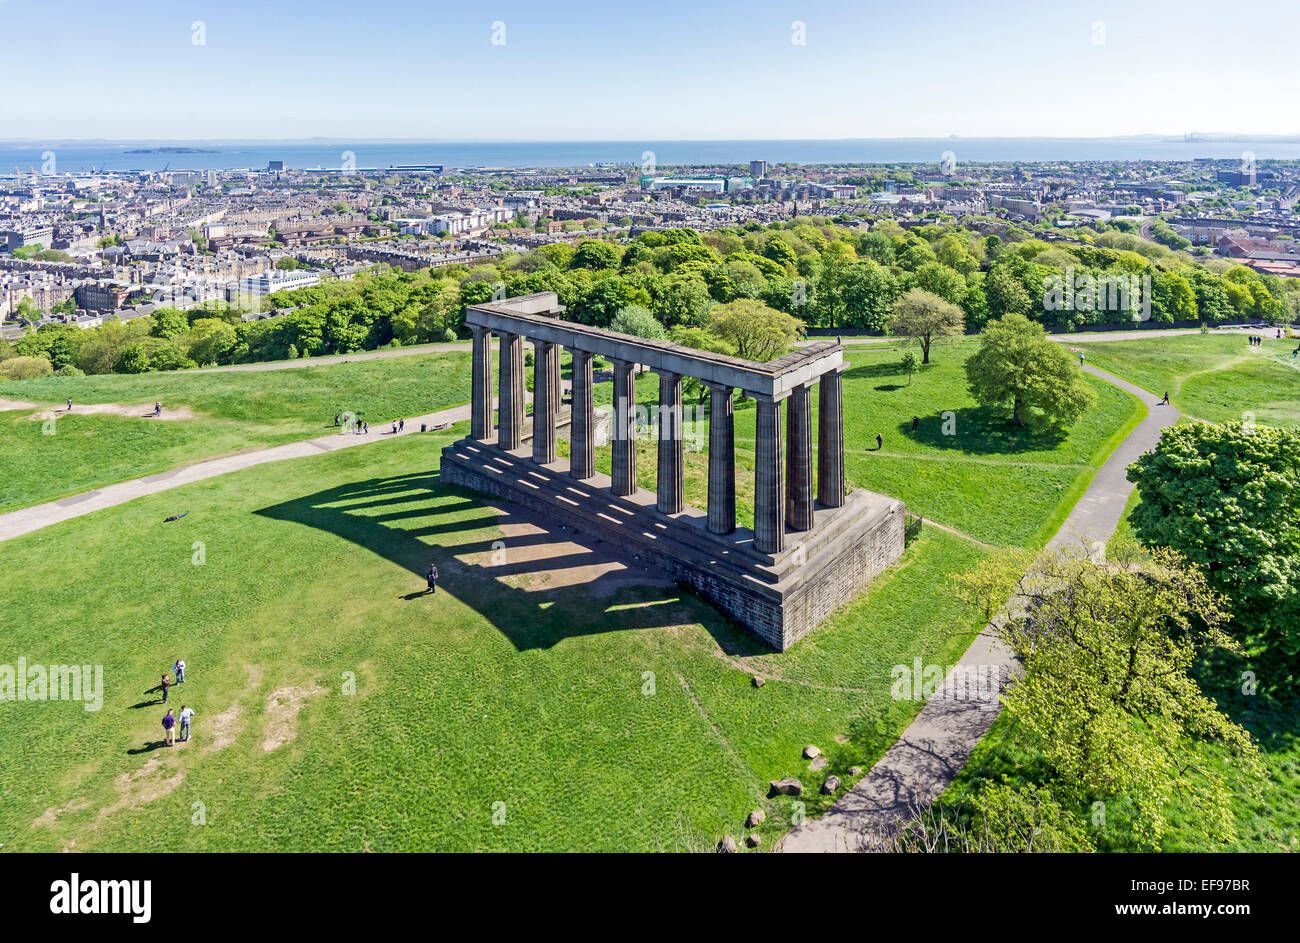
[{"xmin": 3, "ymin": 138, "xmax": 1300, "ymax": 174}]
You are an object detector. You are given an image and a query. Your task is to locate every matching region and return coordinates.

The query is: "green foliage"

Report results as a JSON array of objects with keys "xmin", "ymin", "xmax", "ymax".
[
  {"xmin": 892, "ymin": 288, "xmax": 965, "ymax": 364},
  {"xmin": 608, "ymin": 304, "xmax": 666, "ymax": 341},
  {"xmin": 900, "ymin": 350, "xmax": 918, "ymax": 384},
  {"xmin": 1128, "ymin": 420, "xmax": 1300, "ymax": 653},
  {"xmin": 955, "ymin": 542, "xmax": 1261, "ymax": 849},
  {"xmin": 570, "ymin": 239, "xmax": 620, "ymax": 271},
  {"xmin": 708, "ymin": 299, "xmax": 803, "ymax": 363},
  {"xmin": 965, "ymin": 313, "xmax": 1095, "ymax": 429},
  {"xmin": 0, "ymin": 355, "xmax": 54, "ymax": 380}
]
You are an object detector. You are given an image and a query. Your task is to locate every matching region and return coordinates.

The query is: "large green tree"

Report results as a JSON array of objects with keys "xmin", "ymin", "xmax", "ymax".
[
  {"xmin": 1127, "ymin": 420, "xmax": 1300, "ymax": 653},
  {"xmin": 964, "ymin": 313, "xmax": 1095, "ymax": 429}
]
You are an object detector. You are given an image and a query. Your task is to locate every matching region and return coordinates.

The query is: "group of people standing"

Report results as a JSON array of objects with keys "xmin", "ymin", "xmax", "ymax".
[{"xmin": 159, "ymin": 658, "xmax": 194, "ymax": 747}]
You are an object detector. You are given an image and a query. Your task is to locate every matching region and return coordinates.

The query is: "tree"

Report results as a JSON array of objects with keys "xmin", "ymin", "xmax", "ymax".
[
  {"xmin": 762, "ymin": 235, "xmax": 798, "ymax": 270},
  {"xmin": 608, "ymin": 304, "xmax": 666, "ymax": 341},
  {"xmin": 652, "ymin": 275, "xmax": 710, "ymax": 328},
  {"xmin": 984, "ymin": 264, "xmax": 1033, "ymax": 320},
  {"xmin": 900, "ymin": 350, "xmax": 918, "ymax": 385},
  {"xmin": 964, "ymin": 313, "xmax": 1095, "ymax": 429},
  {"xmin": 839, "ymin": 260, "xmax": 898, "ymax": 333},
  {"xmin": 910, "ymin": 261, "xmax": 966, "ymax": 304},
  {"xmin": 708, "ymin": 299, "xmax": 803, "ymax": 363},
  {"xmin": 0, "ymin": 355, "xmax": 53, "ymax": 380},
  {"xmin": 955, "ymin": 542, "xmax": 1261, "ymax": 849},
  {"xmin": 570, "ymin": 240, "xmax": 619, "ymax": 271},
  {"xmin": 185, "ymin": 318, "xmax": 237, "ymax": 365},
  {"xmin": 149, "ymin": 308, "xmax": 189, "ymax": 339},
  {"xmin": 669, "ymin": 326, "xmax": 737, "ymax": 403},
  {"xmin": 1127, "ymin": 420, "xmax": 1300, "ymax": 653},
  {"xmin": 891, "ymin": 288, "xmax": 964, "ymax": 364}
]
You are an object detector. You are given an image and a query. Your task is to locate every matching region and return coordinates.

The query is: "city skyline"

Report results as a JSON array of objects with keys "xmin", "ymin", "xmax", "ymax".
[{"xmin": 4, "ymin": 0, "xmax": 1299, "ymax": 141}]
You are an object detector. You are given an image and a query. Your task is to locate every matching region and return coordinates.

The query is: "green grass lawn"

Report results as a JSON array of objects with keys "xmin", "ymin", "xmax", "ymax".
[
  {"xmin": 0, "ymin": 353, "xmax": 471, "ymax": 512},
  {"xmin": 0, "ymin": 339, "xmax": 1154, "ymax": 851},
  {"xmin": 1076, "ymin": 333, "xmax": 1300, "ymax": 427},
  {"xmin": 0, "ymin": 427, "xmax": 995, "ymax": 852}
]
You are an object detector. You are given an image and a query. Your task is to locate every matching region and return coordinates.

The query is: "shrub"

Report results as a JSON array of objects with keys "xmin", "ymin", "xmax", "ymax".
[{"xmin": 0, "ymin": 355, "xmax": 54, "ymax": 380}]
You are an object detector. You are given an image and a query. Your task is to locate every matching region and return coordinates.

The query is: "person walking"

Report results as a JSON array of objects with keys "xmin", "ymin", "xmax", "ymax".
[
  {"xmin": 334, "ymin": 412, "xmax": 341, "ymax": 427},
  {"xmin": 178, "ymin": 705, "xmax": 194, "ymax": 742},
  {"xmin": 426, "ymin": 563, "xmax": 439, "ymax": 595},
  {"xmin": 154, "ymin": 401, "xmax": 162, "ymax": 418},
  {"xmin": 363, "ymin": 421, "xmax": 369, "ymax": 434},
  {"xmin": 173, "ymin": 659, "xmax": 186, "ymax": 684},
  {"xmin": 876, "ymin": 433, "xmax": 883, "ymax": 450},
  {"xmin": 162, "ymin": 709, "xmax": 176, "ymax": 746},
  {"xmin": 1078, "ymin": 351, "xmax": 1085, "ymax": 365},
  {"xmin": 1160, "ymin": 391, "xmax": 1170, "ymax": 405},
  {"xmin": 66, "ymin": 398, "xmax": 72, "ymax": 412},
  {"xmin": 392, "ymin": 421, "xmax": 398, "ymax": 435},
  {"xmin": 911, "ymin": 416, "xmax": 919, "ymax": 432},
  {"xmin": 398, "ymin": 419, "xmax": 404, "ymax": 432},
  {"xmin": 160, "ymin": 672, "xmax": 171, "ymax": 704}
]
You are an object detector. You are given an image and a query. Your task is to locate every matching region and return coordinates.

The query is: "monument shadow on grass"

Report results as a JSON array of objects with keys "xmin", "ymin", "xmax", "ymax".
[{"xmin": 254, "ymin": 470, "xmax": 769, "ymax": 656}]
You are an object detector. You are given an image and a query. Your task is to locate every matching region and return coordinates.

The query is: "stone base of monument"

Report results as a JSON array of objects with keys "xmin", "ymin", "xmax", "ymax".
[{"xmin": 440, "ymin": 436, "xmax": 906, "ymax": 651}]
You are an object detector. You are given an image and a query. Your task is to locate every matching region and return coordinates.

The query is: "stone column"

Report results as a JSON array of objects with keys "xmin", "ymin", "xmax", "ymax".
[
  {"xmin": 549, "ymin": 342, "xmax": 563, "ymax": 415},
  {"xmin": 753, "ymin": 394, "xmax": 785, "ymax": 554},
  {"xmin": 786, "ymin": 382, "xmax": 814, "ymax": 532},
  {"xmin": 569, "ymin": 348, "xmax": 594, "ymax": 480},
  {"xmin": 469, "ymin": 325, "xmax": 492, "ymax": 441},
  {"xmin": 656, "ymin": 371, "xmax": 683, "ymax": 515},
  {"xmin": 706, "ymin": 383, "xmax": 735, "ymax": 535},
  {"xmin": 611, "ymin": 359, "xmax": 637, "ymax": 496},
  {"xmin": 496, "ymin": 332, "xmax": 523, "ymax": 451},
  {"xmin": 531, "ymin": 339, "xmax": 556, "ymax": 464},
  {"xmin": 817, "ymin": 367, "xmax": 846, "ymax": 508}
]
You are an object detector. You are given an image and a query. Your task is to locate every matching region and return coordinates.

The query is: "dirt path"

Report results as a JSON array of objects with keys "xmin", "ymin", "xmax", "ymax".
[{"xmin": 0, "ymin": 398, "xmax": 197, "ymax": 421}]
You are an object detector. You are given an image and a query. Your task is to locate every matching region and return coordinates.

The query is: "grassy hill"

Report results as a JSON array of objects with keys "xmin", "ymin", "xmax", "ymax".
[
  {"xmin": 0, "ymin": 339, "xmax": 1147, "ymax": 851},
  {"xmin": 0, "ymin": 352, "xmax": 470, "ymax": 511}
]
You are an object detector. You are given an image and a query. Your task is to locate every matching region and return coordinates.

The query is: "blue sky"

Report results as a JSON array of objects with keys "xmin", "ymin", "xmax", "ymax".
[{"xmin": 3, "ymin": 0, "xmax": 1298, "ymax": 141}]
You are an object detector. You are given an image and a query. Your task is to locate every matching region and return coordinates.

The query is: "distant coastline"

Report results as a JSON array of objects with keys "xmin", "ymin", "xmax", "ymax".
[
  {"xmin": 122, "ymin": 146, "xmax": 220, "ymax": 155},
  {"xmin": 2, "ymin": 136, "xmax": 1299, "ymax": 173}
]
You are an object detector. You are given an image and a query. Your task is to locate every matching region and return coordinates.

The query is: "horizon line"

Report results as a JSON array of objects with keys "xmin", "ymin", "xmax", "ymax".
[{"xmin": 5, "ymin": 132, "xmax": 1300, "ymax": 146}]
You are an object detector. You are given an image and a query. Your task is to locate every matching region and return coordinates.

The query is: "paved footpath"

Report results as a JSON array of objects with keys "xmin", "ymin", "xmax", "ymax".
[
  {"xmin": 781, "ymin": 366, "xmax": 1182, "ymax": 852},
  {"xmin": 0, "ymin": 379, "xmax": 573, "ymax": 544},
  {"xmin": 0, "ymin": 404, "xmax": 479, "ymax": 543}
]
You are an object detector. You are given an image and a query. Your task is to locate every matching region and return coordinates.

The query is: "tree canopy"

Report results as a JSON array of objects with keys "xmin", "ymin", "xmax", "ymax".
[{"xmin": 964, "ymin": 313, "xmax": 1095, "ymax": 429}]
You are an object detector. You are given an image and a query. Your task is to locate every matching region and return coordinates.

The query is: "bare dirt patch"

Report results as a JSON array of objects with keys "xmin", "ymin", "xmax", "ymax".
[
  {"xmin": 262, "ymin": 682, "xmax": 323, "ymax": 752},
  {"xmin": 0, "ymin": 398, "xmax": 197, "ymax": 421},
  {"xmin": 207, "ymin": 664, "xmax": 263, "ymax": 753},
  {"xmin": 30, "ymin": 797, "xmax": 90, "ymax": 829},
  {"xmin": 95, "ymin": 758, "xmax": 186, "ymax": 823}
]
